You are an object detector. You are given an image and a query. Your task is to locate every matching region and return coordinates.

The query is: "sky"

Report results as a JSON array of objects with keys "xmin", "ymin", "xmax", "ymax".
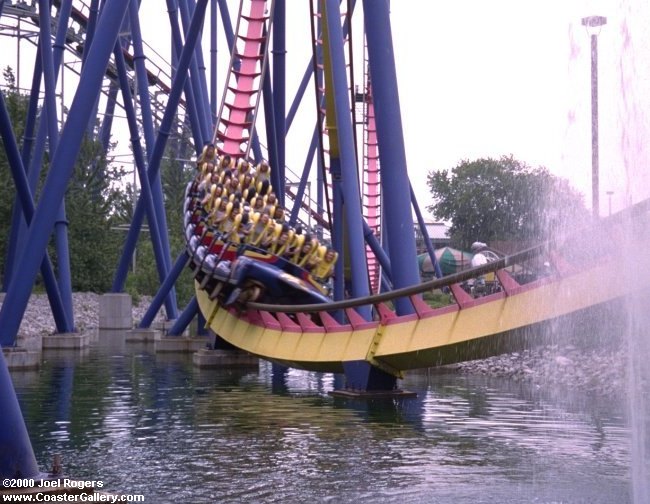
[{"xmin": 5, "ymin": 0, "xmax": 650, "ymax": 219}]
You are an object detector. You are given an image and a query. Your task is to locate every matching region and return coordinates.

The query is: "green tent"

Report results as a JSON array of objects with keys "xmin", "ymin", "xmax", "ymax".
[{"xmin": 417, "ymin": 247, "xmax": 473, "ymax": 276}]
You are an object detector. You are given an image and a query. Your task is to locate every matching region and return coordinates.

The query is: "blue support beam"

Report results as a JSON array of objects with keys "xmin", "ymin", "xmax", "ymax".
[
  {"xmin": 288, "ymin": 126, "xmax": 318, "ymax": 226},
  {"xmin": 273, "ymin": 0, "xmax": 286, "ymax": 194},
  {"xmin": 139, "ymin": 252, "xmax": 189, "ymax": 329},
  {"xmin": 167, "ymin": 296, "xmax": 199, "ymax": 336},
  {"xmin": 179, "ymin": 0, "xmax": 211, "ymax": 142},
  {"xmin": 362, "ymin": 220, "xmax": 392, "ymax": 281},
  {"xmin": 285, "ymin": 58, "xmax": 313, "ymax": 134},
  {"xmin": 38, "ymin": 0, "xmax": 75, "ymax": 330},
  {"xmin": 4, "ymin": 1, "xmax": 73, "ymax": 298},
  {"xmin": 81, "ymin": 0, "xmax": 100, "ymax": 67},
  {"xmin": 324, "ymin": 0, "xmax": 397, "ymax": 392},
  {"xmin": 210, "ymin": 0, "xmax": 218, "ymax": 125},
  {"xmin": 324, "ymin": 0, "xmax": 370, "ymax": 314},
  {"xmin": 262, "ymin": 63, "xmax": 281, "ymax": 201},
  {"xmin": 112, "ymin": 0, "xmax": 209, "ymax": 317},
  {"xmin": 131, "ymin": 0, "xmax": 176, "ymax": 283},
  {"xmin": 411, "ymin": 184, "xmax": 442, "ymax": 279},
  {"xmin": 98, "ymin": 83, "xmax": 119, "ymax": 153},
  {"xmin": 167, "ymin": 0, "xmax": 206, "ymax": 149},
  {"xmin": 0, "ymin": 352, "xmax": 39, "ymax": 479},
  {"xmin": 331, "ymin": 173, "xmax": 345, "ymax": 304},
  {"xmin": 363, "ymin": 0, "xmax": 420, "ymax": 315},
  {"xmin": 183, "ymin": 0, "xmax": 213, "ymax": 138},
  {"xmin": 112, "ymin": 38, "xmax": 179, "ymax": 320},
  {"xmin": 0, "ymin": 0, "xmax": 130, "ymax": 345},
  {"xmin": 0, "ymin": 93, "xmax": 71, "ymax": 339},
  {"xmin": 3, "ymin": 48, "xmax": 42, "ymax": 291}
]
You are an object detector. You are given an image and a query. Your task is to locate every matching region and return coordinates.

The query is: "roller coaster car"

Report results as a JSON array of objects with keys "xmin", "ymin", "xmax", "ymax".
[{"xmin": 223, "ymin": 255, "xmax": 330, "ymax": 308}]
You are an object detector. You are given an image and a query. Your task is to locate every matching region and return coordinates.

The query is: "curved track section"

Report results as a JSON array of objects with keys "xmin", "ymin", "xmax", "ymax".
[
  {"xmin": 188, "ymin": 1, "xmax": 650, "ymax": 377},
  {"xmin": 196, "ymin": 202, "xmax": 650, "ymax": 376}
]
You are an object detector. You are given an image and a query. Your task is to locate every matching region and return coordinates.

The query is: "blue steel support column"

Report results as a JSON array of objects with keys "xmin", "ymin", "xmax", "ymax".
[
  {"xmin": 0, "ymin": 0, "xmax": 130, "ymax": 345},
  {"xmin": 316, "ymin": 154, "xmax": 324, "ymax": 237},
  {"xmin": 139, "ymin": 251, "xmax": 189, "ymax": 328},
  {"xmin": 289, "ymin": 127, "xmax": 318, "ymax": 226},
  {"xmin": 131, "ymin": 0, "xmax": 175, "ymax": 283},
  {"xmin": 0, "ymin": 352, "xmax": 39, "ymax": 479},
  {"xmin": 273, "ymin": 0, "xmax": 286, "ymax": 193},
  {"xmin": 3, "ymin": 52, "xmax": 42, "ymax": 291},
  {"xmin": 324, "ymin": 0, "xmax": 370, "ymax": 310},
  {"xmin": 124, "ymin": 0, "xmax": 178, "ymax": 318},
  {"xmin": 216, "ymin": 0, "xmax": 234, "ymax": 50},
  {"xmin": 167, "ymin": 296, "xmax": 199, "ymax": 336},
  {"xmin": 113, "ymin": 41, "xmax": 177, "ymax": 321},
  {"xmin": 363, "ymin": 220, "xmax": 392, "ymax": 281},
  {"xmin": 210, "ymin": 0, "xmax": 217, "ymax": 125},
  {"xmin": 168, "ymin": 0, "xmax": 207, "ymax": 147},
  {"xmin": 285, "ymin": 58, "xmax": 313, "ymax": 133},
  {"xmin": 326, "ymin": 0, "xmax": 398, "ymax": 392},
  {"xmin": 98, "ymin": 84, "xmax": 119, "ymax": 152},
  {"xmin": 0, "ymin": 94, "xmax": 70, "ymax": 338},
  {"xmin": 5, "ymin": 0, "xmax": 74, "ymax": 325},
  {"xmin": 39, "ymin": 0, "xmax": 75, "ymax": 330},
  {"xmin": 112, "ymin": 0, "xmax": 208, "ymax": 311},
  {"xmin": 85, "ymin": 0, "xmax": 114, "ymax": 137},
  {"xmin": 179, "ymin": 0, "xmax": 210, "ymax": 141},
  {"xmin": 82, "ymin": 0, "xmax": 100, "ymax": 67},
  {"xmin": 363, "ymin": 0, "xmax": 419, "ymax": 315},
  {"xmin": 19, "ymin": 49, "xmax": 42, "ymax": 170},
  {"xmin": 183, "ymin": 0, "xmax": 213, "ymax": 137},
  {"xmin": 262, "ymin": 65, "xmax": 281, "ymax": 200},
  {"xmin": 411, "ymin": 184, "xmax": 442, "ymax": 279},
  {"xmin": 331, "ymin": 174, "xmax": 345, "ymax": 303}
]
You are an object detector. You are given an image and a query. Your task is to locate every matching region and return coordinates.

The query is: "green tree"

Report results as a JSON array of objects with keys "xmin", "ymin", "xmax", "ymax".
[
  {"xmin": 2, "ymin": 68, "xmax": 127, "ymax": 292},
  {"xmin": 122, "ymin": 130, "xmax": 196, "ymax": 307},
  {"xmin": 61, "ymin": 135, "xmax": 126, "ymax": 291},
  {"xmin": 1, "ymin": 68, "xmax": 32, "ymax": 288},
  {"xmin": 2, "ymin": 70, "xmax": 197, "ymax": 304},
  {"xmin": 427, "ymin": 155, "xmax": 590, "ymax": 249}
]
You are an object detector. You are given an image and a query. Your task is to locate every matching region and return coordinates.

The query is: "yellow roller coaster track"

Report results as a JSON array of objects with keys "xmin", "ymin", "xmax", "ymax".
[{"xmin": 196, "ymin": 199, "xmax": 650, "ymax": 377}]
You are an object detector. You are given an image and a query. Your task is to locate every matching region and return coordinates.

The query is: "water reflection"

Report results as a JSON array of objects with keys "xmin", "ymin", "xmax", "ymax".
[{"xmin": 12, "ymin": 336, "xmax": 633, "ymax": 504}]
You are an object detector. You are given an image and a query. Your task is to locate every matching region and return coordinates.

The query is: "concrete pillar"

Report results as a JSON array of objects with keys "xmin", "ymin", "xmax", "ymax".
[{"xmin": 98, "ymin": 293, "xmax": 132, "ymax": 329}]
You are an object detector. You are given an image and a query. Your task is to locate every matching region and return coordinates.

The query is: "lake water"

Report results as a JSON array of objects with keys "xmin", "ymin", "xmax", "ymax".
[{"xmin": 11, "ymin": 332, "xmax": 634, "ymax": 504}]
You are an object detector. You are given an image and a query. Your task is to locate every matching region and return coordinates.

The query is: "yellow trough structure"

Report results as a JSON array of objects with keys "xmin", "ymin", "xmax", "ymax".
[{"xmin": 196, "ymin": 219, "xmax": 649, "ymax": 376}]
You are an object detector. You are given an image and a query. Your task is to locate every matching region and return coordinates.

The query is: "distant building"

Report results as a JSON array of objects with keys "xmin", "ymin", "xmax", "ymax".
[{"xmin": 414, "ymin": 221, "xmax": 451, "ymax": 253}]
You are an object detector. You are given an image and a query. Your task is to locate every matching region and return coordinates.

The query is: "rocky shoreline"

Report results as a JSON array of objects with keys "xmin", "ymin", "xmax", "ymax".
[
  {"xmin": 2, "ymin": 292, "xmax": 628, "ymax": 397},
  {"xmin": 1, "ymin": 292, "xmax": 165, "ymax": 347},
  {"xmin": 451, "ymin": 345, "xmax": 627, "ymax": 398}
]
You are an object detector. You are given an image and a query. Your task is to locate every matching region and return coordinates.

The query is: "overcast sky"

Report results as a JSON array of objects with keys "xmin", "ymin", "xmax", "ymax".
[
  {"xmin": 140, "ymin": 0, "xmax": 650, "ymax": 218},
  {"xmin": 384, "ymin": 0, "xmax": 650, "ymax": 216},
  {"xmin": 6, "ymin": 0, "xmax": 650, "ymax": 218}
]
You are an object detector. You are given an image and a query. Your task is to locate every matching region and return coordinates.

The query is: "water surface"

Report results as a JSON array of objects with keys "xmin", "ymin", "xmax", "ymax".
[{"xmin": 11, "ymin": 333, "xmax": 633, "ymax": 503}]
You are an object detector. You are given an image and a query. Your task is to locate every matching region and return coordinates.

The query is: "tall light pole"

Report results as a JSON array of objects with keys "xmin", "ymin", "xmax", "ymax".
[
  {"xmin": 606, "ymin": 190, "xmax": 614, "ymax": 217},
  {"xmin": 582, "ymin": 15, "xmax": 607, "ymax": 219}
]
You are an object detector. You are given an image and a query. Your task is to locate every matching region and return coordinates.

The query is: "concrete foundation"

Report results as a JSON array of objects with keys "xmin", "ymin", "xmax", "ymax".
[
  {"xmin": 125, "ymin": 327, "xmax": 160, "ymax": 343},
  {"xmin": 98, "ymin": 293, "xmax": 132, "ymax": 329},
  {"xmin": 2, "ymin": 347, "xmax": 41, "ymax": 370},
  {"xmin": 42, "ymin": 332, "xmax": 91, "ymax": 350},
  {"xmin": 328, "ymin": 389, "xmax": 418, "ymax": 399},
  {"xmin": 193, "ymin": 348, "xmax": 259, "ymax": 368},
  {"xmin": 152, "ymin": 319, "xmax": 185, "ymax": 334},
  {"xmin": 42, "ymin": 347, "xmax": 91, "ymax": 363},
  {"xmin": 154, "ymin": 333, "xmax": 210, "ymax": 353}
]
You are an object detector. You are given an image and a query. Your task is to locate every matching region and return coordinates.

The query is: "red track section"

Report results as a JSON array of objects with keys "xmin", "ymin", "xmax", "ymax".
[
  {"xmin": 362, "ymin": 84, "xmax": 381, "ymax": 293},
  {"xmin": 213, "ymin": 0, "xmax": 271, "ymax": 159}
]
